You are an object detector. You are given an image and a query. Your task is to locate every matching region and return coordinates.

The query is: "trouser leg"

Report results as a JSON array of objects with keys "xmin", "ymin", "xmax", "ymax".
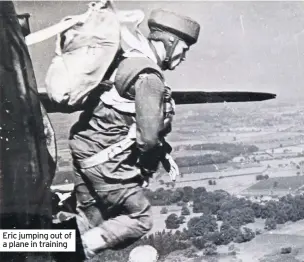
[
  {"xmin": 74, "ymin": 183, "xmax": 104, "ymax": 231},
  {"xmin": 78, "ymin": 187, "xmax": 153, "ymax": 258},
  {"xmin": 98, "ymin": 187, "xmax": 152, "ymax": 246},
  {"xmin": 70, "ymin": 165, "xmax": 153, "ymax": 258}
]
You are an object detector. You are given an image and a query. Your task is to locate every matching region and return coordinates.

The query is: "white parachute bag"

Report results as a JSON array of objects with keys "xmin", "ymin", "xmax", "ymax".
[
  {"xmin": 42, "ymin": 1, "xmax": 152, "ymax": 108},
  {"xmin": 44, "ymin": 1, "xmax": 120, "ymax": 107}
]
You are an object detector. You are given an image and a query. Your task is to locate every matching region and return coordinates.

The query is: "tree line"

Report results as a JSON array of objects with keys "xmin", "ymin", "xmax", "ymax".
[{"xmin": 174, "ymin": 143, "xmax": 259, "ymax": 167}]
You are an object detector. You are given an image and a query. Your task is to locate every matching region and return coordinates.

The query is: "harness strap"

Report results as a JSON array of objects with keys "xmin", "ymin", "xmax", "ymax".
[
  {"xmin": 100, "ymin": 86, "xmax": 136, "ymax": 114},
  {"xmin": 76, "ymin": 124, "xmax": 136, "ymax": 169},
  {"xmin": 25, "ymin": 12, "xmax": 89, "ymax": 46},
  {"xmin": 78, "ymin": 51, "xmax": 164, "ymax": 169},
  {"xmin": 77, "ymin": 138, "xmax": 135, "ymax": 169}
]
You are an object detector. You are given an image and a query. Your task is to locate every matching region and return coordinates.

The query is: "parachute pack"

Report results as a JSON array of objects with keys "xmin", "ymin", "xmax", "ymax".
[
  {"xmin": 27, "ymin": 0, "xmax": 153, "ymax": 107},
  {"xmin": 44, "ymin": 1, "xmax": 120, "ymax": 106}
]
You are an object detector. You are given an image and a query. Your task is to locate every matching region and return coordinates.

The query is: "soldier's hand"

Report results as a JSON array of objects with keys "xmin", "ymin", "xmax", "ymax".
[
  {"xmin": 136, "ymin": 168, "xmax": 150, "ymax": 188},
  {"xmin": 162, "ymin": 154, "xmax": 179, "ymax": 182},
  {"xmin": 142, "ymin": 179, "xmax": 149, "ymax": 188}
]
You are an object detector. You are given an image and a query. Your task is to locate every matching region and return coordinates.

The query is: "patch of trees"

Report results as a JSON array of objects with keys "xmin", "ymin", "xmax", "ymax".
[
  {"xmin": 187, "ymin": 214, "xmax": 218, "ymax": 238},
  {"xmin": 281, "ymin": 247, "xmax": 292, "ymax": 254},
  {"xmin": 160, "ymin": 207, "xmax": 168, "ymax": 214},
  {"xmin": 217, "ymin": 224, "xmax": 255, "ymax": 246},
  {"xmin": 165, "ymin": 182, "xmax": 175, "ymax": 188},
  {"xmin": 174, "ymin": 143, "xmax": 259, "ymax": 167},
  {"xmin": 181, "ymin": 206, "xmax": 190, "ymax": 216},
  {"xmin": 219, "ymin": 207, "xmax": 255, "ymax": 228},
  {"xmin": 260, "ymin": 194, "xmax": 304, "ymax": 229},
  {"xmin": 208, "ymin": 180, "xmax": 217, "ymax": 185},
  {"xmin": 186, "ymin": 188, "xmax": 258, "ymax": 246},
  {"xmin": 215, "ymin": 192, "xmax": 304, "ymax": 231},
  {"xmin": 175, "ymin": 143, "xmax": 258, "ymax": 154},
  {"xmin": 175, "ymin": 153, "xmax": 231, "ymax": 167},
  {"xmin": 143, "ymin": 188, "xmax": 173, "ymax": 206},
  {"xmin": 192, "ymin": 188, "xmax": 247, "ymax": 218},
  {"xmin": 179, "ymin": 215, "xmax": 186, "ymax": 224},
  {"xmin": 256, "ymin": 174, "xmax": 269, "ymax": 181},
  {"xmin": 203, "ymin": 242, "xmax": 218, "ymax": 256},
  {"xmin": 165, "ymin": 214, "xmax": 186, "ymax": 229},
  {"xmin": 264, "ymin": 217, "xmax": 277, "ymax": 230},
  {"xmin": 233, "ymin": 227, "xmax": 255, "ymax": 243},
  {"xmin": 144, "ymin": 186, "xmax": 195, "ymax": 206},
  {"xmin": 185, "ymin": 212, "xmax": 255, "ymax": 248},
  {"xmin": 165, "ymin": 214, "xmax": 180, "ymax": 229}
]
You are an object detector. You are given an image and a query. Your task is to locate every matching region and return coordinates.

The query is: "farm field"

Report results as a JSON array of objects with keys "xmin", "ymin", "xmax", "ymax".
[
  {"xmin": 233, "ymin": 234, "xmax": 304, "ymax": 262},
  {"xmin": 272, "ymin": 220, "xmax": 304, "ymax": 237},
  {"xmin": 194, "ymin": 226, "xmax": 304, "ymax": 262},
  {"xmin": 247, "ymin": 176, "xmax": 304, "ymax": 191},
  {"xmin": 151, "ymin": 174, "xmax": 258, "ymax": 194}
]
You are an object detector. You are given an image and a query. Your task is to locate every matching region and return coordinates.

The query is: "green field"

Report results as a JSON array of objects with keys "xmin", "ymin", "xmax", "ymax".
[
  {"xmin": 234, "ymin": 233, "xmax": 304, "ymax": 262},
  {"xmin": 193, "ymin": 229, "xmax": 304, "ymax": 262},
  {"xmin": 246, "ymin": 176, "xmax": 304, "ymax": 191},
  {"xmin": 272, "ymin": 219, "xmax": 304, "ymax": 237}
]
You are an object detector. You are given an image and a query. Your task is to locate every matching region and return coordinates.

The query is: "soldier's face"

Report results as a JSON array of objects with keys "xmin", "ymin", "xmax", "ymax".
[{"xmin": 169, "ymin": 40, "xmax": 189, "ymax": 70}]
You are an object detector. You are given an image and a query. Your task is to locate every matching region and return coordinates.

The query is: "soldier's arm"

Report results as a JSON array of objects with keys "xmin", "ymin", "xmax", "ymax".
[{"xmin": 135, "ymin": 73, "xmax": 166, "ymax": 174}]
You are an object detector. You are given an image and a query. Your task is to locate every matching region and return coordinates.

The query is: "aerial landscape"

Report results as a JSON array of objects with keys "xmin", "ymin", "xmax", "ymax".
[
  {"xmin": 49, "ymin": 98, "xmax": 304, "ymax": 262},
  {"xmin": 12, "ymin": 1, "xmax": 304, "ymax": 261}
]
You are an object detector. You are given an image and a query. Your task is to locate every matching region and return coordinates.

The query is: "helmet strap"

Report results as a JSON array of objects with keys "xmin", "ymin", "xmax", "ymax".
[
  {"xmin": 148, "ymin": 30, "xmax": 181, "ymax": 70},
  {"xmin": 163, "ymin": 37, "xmax": 179, "ymax": 70}
]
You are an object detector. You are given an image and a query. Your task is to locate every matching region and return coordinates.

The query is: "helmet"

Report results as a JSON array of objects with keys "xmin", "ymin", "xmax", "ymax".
[
  {"xmin": 148, "ymin": 9, "xmax": 200, "ymax": 46},
  {"xmin": 128, "ymin": 245, "xmax": 159, "ymax": 262},
  {"xmin": 147, "ymin": 9, "xmax": 200, "ymax": 69}
]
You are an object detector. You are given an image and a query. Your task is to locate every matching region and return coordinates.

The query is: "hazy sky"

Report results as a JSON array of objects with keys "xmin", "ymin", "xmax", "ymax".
[{"xmin": 14, "ymin": 1, "xmax": 304, "ymax": 100}]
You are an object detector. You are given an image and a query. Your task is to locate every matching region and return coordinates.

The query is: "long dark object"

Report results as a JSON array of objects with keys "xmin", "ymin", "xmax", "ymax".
[
  {"xmin": 171, "ymin": 91, "xmax": 276, "ymax": 104},
  {"xmin": 37, "ymin": 88, "xmax": 276, "ymax": 114}
]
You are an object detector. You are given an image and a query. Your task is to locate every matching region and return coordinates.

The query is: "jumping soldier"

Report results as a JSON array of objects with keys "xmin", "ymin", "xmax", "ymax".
[{"xmin": 66, "ymin": 8, "xmax": 200, "ymax": 259}]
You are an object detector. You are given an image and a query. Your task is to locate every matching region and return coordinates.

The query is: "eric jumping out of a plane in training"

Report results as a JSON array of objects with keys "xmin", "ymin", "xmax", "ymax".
[{"xmin": 61, "ymin": 4, "xmax": 200, "ymax": 259}]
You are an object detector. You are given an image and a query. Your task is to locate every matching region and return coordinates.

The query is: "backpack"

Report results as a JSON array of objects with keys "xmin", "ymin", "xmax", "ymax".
[
  {"xmin": 44, "ymin": 1, "xmax": 120, "ymax": 107},
  {"xmin": 42, "ymin": 0, "xmax": 153, "ymax": 108}
]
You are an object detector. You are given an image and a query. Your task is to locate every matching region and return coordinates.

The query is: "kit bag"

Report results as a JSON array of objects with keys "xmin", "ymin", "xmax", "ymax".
[{"xmin": 45, "ymin": 1, "xmax": 120, "ymax": 107}]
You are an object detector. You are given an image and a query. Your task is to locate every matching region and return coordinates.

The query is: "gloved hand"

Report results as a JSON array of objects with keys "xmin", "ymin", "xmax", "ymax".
[
  {"xmin": 136, "ymin": 168, "xmax": 150, "ymax": 188},
  {"xmin": 161, "ymin": 153, "xmax": 179, "ymax": 182},
  {"xmin": 142, "ymin": 179, "xmax": 149, "ymax": 188}
]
